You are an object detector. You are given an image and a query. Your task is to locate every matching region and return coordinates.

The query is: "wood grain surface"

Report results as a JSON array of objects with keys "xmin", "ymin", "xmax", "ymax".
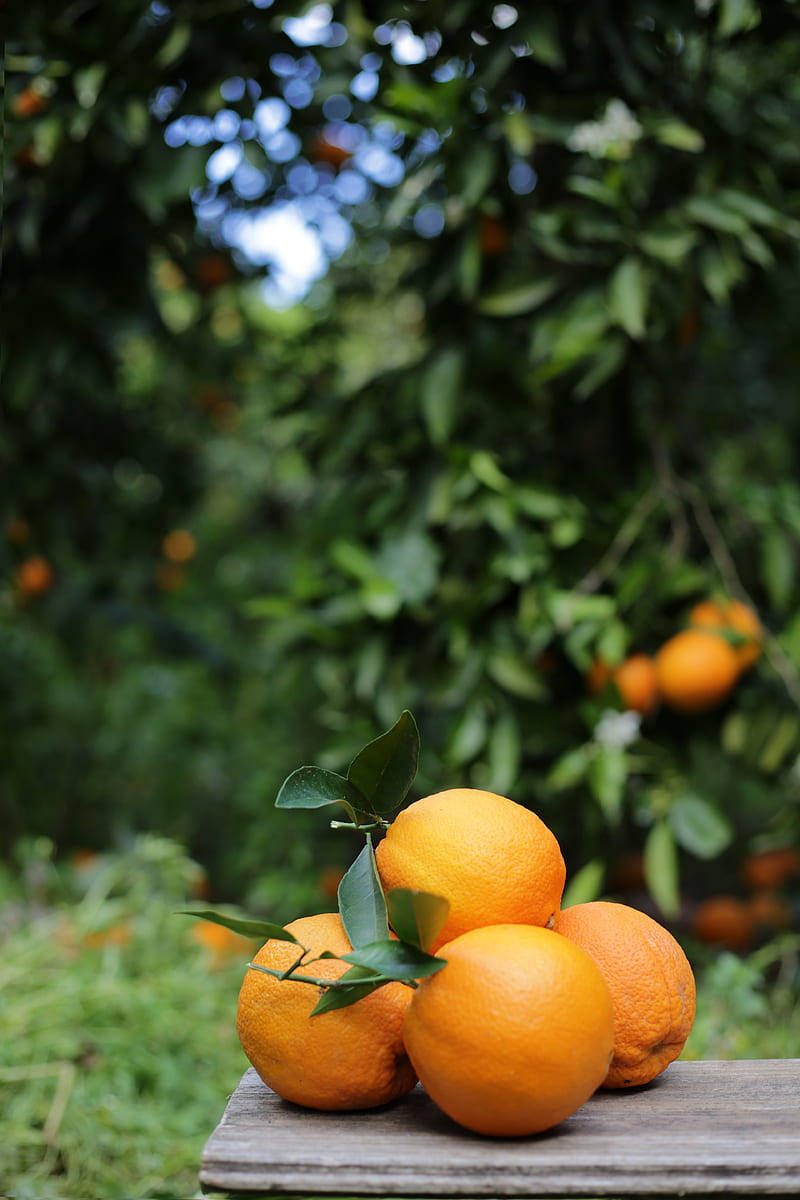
[{"xmin": 200, "ymin": 1059, "xmax": 800, "ymax": 1196}]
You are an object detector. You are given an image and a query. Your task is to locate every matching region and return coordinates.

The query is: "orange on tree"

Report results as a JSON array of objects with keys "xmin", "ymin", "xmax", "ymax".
[
  {"xmin": 554, "ymin": 901, "xmax": 696, "ymax": 1089},
  {"xmin": 689, "ymin": 598, "xmax": 763, "ymax": 671},
  {"xmin": 162, "ymin": 528, "xmax": 197, "ymax": 563},
  {"xmin": 740, "ymin": 846, "xmax": 800, "ymax": 890},
  {"xmin": 587, "ymin": 657, "xmax": 613, "ymax": 694},
  {"xmin": 12, "ymin": 86, "xmax": 48, "ymax": 118},
  {"xmin": 375, "ymin": 788, "xmax": 566, "ymax": 951},
  {"xmin": 614, "ymin": 654, "xmax": 659, "ymax": 715},
  {"xmin": 747, "ymin": 890, "xmax": 792, "ymax": 933},
  {"xmin": 588, "ymin": 654, "xmax": 659, "ymax": 715},
  {"xmin": 655, "ymin": 629, "xmax": 739, "ymax": 713},
  {"xmin": 16, "ymin": 554, "xmax": 54, "ymax": 597},
  {"xmin": 478, "ymin": 214, "xmax": 509, "ymax": 255},
  {"xmin": 236, "ymin": 912, "xmax": 416, "ymax": 1111},
  {"xmin": 691, "ymin": 895, "xmax": 754, "ymax": 951},
  {"xmin": 402, "ymin": 924, "xmax": 614, "ymax": 1136}
]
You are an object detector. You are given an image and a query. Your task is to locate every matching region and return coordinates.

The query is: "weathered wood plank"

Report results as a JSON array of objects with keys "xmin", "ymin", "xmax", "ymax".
[{"xmin": 200, "ymin": 1059, "xmax": 800, "ymax": 1196}]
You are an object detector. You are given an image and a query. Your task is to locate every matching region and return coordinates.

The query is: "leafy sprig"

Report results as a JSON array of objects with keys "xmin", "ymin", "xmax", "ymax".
[{"xmin": 183, "ymin": 710, "xmax": 450, "ymax": 1013}]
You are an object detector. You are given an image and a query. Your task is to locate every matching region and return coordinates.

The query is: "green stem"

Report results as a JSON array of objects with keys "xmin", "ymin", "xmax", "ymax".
[
  {"xmin": 329, "ymin": 819, "xmax": 388, "ymax": 832},
  {"xmin": 247, "ymin": 962, "xmax": 387, "ymax": 989}
]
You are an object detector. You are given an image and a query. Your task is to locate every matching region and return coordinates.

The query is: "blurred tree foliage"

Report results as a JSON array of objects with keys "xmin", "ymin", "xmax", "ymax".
[{"xmin": 4, "ymin": 1, "xmax": 800, "ymax": 914}]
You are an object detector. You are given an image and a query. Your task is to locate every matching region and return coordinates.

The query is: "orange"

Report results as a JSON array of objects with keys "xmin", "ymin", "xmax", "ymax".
[
  {"xmin": 614, "ymin": 654, "xmax": 660, "ymax": 715},
  {"xmin": 236, "ymin": 912, "xmax": 416, "ymax": 1111},
  {"xmin": 84, "ymin": 921, "xmax": 133, "ymax": 949},
  {"xmin": 375, "ymin": 788, "xmax": 566, "ymax": 951},
  {"xmin": 162, "ymin": 529, "xmax": 196, "ymax": 563},
  {"xmin": 479, "ymin": 214, "xmax": 509, "ymax": 255},
  {"xmin": 16, "ymin": 554, "xmax": 54, "ymax": 597},
  {"xmin": 691, "ymin": 895, "xmax": 754, "ymax": 951},
  {"xmin": 747, "ymin": 890, "xmax": 791, "ymax": 933},
  {"xmin": 588, "ymin": 655, "xmax": 659, "ymax": 715},
  {"xmin": 554, "ymin": 901, "xmax": 696, "ymax": 1089},
  {"xmin": 587, "ymin": 657, "xmax": 613, "ymax": 694},
  {"xmin": 191, "ymin": 921, "xmax": 254, "ymax": 969},
  {"xmin": 12, "ymin": 87, "xmax": 47, "ymax": 118},
  {"xmin": 689, "ymin": 598, "xmax": 763, "ymax": 671},
  {"xmin": 402, "ymin": 924, "xmax": 614, "ymax": 1136},
  {"xmin": 655, "ymin": 629, "xmax": 739, "ymax": 712},
  {"xmin": 195, "ymin": 253, "xmax": 233, "ymax": 291},
  {"xmin": 741, "ymin": 846, "xmax": 800, "ymax": 890}
]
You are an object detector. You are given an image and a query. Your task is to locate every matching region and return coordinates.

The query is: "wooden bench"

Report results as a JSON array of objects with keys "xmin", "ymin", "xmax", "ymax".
[{"xmin": 201, "ymin": 1058, "xmax": 800, "ymax": 1197}]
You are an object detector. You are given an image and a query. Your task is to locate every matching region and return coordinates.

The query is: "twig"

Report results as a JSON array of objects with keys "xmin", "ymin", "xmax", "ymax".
[{"xmin": 573, "ymin": 486, "xmax": 661, "ymax": 595}]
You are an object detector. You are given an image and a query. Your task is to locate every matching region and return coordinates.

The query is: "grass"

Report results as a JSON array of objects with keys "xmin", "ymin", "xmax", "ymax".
[{"xmin": 2, "ymin": 836, "xmax": 799, "ymax": 1200}]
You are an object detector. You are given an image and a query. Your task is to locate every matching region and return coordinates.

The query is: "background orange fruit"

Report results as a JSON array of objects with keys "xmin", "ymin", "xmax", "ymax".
[
  {"xmin": 375, "ymin": 788, "xmax": 565, "ymax": 951},
  {"xmin": 403, "ymin": 923, "xmax": 613, "ymax": 1136},
  {"xmin": 16, "ymin": 554, "xmax": 54, "ymax": 597},
  {"xmin": 191, "ymin": 921, "xmax": 254, "ymax": 969},
  {"xmin": 689, "ymin": 598, "xmax": 763, "ymax": 671},
  {"xmin": 691, "ymin": 895, "xmax": 755, "ymax": 951},
  {"xmin": 236, "ymin": 912, "xmax": 416, "ymax": 1111},
  {"xmin": 740, "ymin": 846, "xmax": 800, "ymax": 890},
  {"xmin": 614, "ymin": 654, "xmax": 660, "ymax": 715},
  {"xmin": 554, "ymin": 900, "xmax": 696, "ymax": 1089},
  {"xmin": 655, "ymin": 629, "xmax": 739, "ymax": 712}
]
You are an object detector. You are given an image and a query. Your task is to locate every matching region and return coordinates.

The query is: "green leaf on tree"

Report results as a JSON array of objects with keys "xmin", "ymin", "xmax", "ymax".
[
  {"xmin": 275, "ymin": 766, "xmax": 365, "ymax": 823},
  {"xmin": 347, "ymin": 710, "xmax": 420, "ymax": 814},
  {"xmin": 608, "ymin": 256, "xmax": 649, "ymax": 339},
  {"xmin": 386, "ymin": 888, "xmax": 450, "ymax": 952},
  {"xmin": 179, "ymin": 909, "xmax": 299, "ymax": 943},
  {"xmin": 669, "ymin": 793, "xmax": 733, "ymax": 860},
  {"xmin": 644, "ymin": 819, "xmax": 680, "ymax": 918},
  {"xmin": 338, "ymin": 835, "xmax": 390, "ymax": 948}
]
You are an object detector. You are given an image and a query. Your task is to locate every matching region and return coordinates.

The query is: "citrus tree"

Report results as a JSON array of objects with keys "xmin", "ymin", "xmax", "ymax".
[{"xmin": 5, "ymin": 1, "xmax": 800, "ymax": 926}]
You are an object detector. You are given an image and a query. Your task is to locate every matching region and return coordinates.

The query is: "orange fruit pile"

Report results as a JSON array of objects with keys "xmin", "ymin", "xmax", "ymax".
[
  {"xmin": 236, "ymin": 788, "xmax": 696, "ymax": 1136},
  {"xmin": 588, "ymin": 596, "xmax": 763, "ymax": 717}
]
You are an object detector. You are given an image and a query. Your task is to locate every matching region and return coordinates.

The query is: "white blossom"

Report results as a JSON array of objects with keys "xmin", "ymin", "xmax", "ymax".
[
  {"xmin": 568, "ymin": 99, "xmax": 643, "ymax": 159},
  {"xmin": 594, "ymin": 708, "xmax": 641, "ymax": 749}
]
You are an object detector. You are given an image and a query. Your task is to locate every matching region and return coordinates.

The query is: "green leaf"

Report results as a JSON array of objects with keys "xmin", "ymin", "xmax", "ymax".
[
  {"xmin": 652, "ymin": 120, "xmax": 705, "ymax": 153},
  {"xmin": 717, "ymin": 0, "xmax": 761, "ymax": 38},
  {"xmin": 338, "ymin": 836, "xmax": 389, "ymax": 949},
  {"xmin": 587, "ymin": 746, "xmax": 627, "ymax": 823},
  {"xmin": 275, "ymin": 767, "xmax": 364, "ymax": 823},
  {"xmin": 700, "ymin": 245, "xmax": 744, "ymax": 304},
  {"xmin": 684, "ymin": 196, "xmax": 749, "ymax": 236},
  {"xmin": 347, "ymin": 710, "xmax": 420, "ymax": 814},
  {"xmin": 421, "ymin": 348, "xmax": 463, "ymax": 445},
  {"xmin": 608, "ymin": 256, "xmax": 649, "ymax": 339},
  {"xmin": 309, "ymin": 966, "xmax": 386, "ymax": 1016},
  {"xmin": 717, "ymin": 189, "xmax": 786, "ymax": 230},
  {"xmin": 573, "ymin": 335, "xmax": 627, "ymax": 400},
  {"xmin": 562, "ymin": 859, "xmax": 605, "ymax": 907},
  {"xmin": 487, "ymin": 652, "xmax": 547, "ymax": 699},
  {"xmin": 487, "ymin": 711, "xmax": 522, "ymax": 794},
  {"xmin": 761, "ymin": 526, "xmax": 795, "ymax": 611},
  {"xmin": 637, "ymin": 226, "xmax": 698, "ymax": 265},
  {"xmin": 478, "ymin": 278, "xmax": 559, "ymax": 316},
  {"xmin": 342, "ymin": 937, "xmax": 446, "ymax": 980},
  {"xmin": 386, "ymin": 888, "xmax": 450, "ymax": 951},
  {"xmin": 669, "ymin": 793, "xmax": 733, "ymax": 860},
  {"xmin": 470, "ymin": 450, "xmax": 511, "ymax": 493},
  {"xmin": 548, "ymin": 743, "xmax": 594, "ymax": 790},
  {"xmin": 447, "ymin": 702, "xmax": 487, "ymax": 766},
  {"xmin": 644, "ymin": 820, "xmax": 680, "ymax": 918},
  {"xmin": 179, "ymin": 910, "xmax": 298, "ymax": 943}
]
